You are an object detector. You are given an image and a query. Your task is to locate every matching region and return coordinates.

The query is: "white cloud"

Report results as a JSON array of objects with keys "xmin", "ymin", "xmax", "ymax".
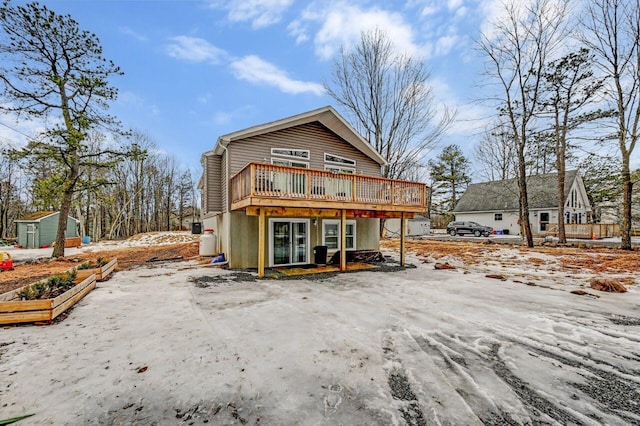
[
  {"xmin": 166, "ymin": 36, "xmax": 227, "ymax": 64},
  {"xmin": 0, "ymin": 107, "xmax": 57, "ymax": 147},
  {"xmin": 289, "ymin": 2, "xmax": 420, "ymax": 60},
  {"xmin": 434, "ymin": 34, "xmax": 459, "ymax": 56},
  {"xmin": 119, "ymin": 27, "xmax": 148, "ymax": 42},
  {"xmin": 230, "ymin": 55, "xmax": 324, "ymax": 95},
  {"xmin": 210, "ymin": 0, "xmax": 294, "ymax": 29}
]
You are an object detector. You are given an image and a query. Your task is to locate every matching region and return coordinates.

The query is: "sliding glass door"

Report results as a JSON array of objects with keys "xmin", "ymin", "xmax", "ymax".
[{"xmin": 270, "ymin": 219, "xmax": 309, "ymax": 266}]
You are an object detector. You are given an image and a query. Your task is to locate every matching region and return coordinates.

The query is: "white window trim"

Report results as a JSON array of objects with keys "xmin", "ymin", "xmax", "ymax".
[
  {"xmin": 324, "ymin": 152, "xmax": 356, "ymax": 167},
  {"xmin": 322, "ymin": 219, "xmax": 356, "ymax": 251},
  {"xmin": 271, "ymin": 148, "xmax": 310, "ymax": 160},
  {"xmin": 324, "ymin": 165, "xmax": 356, "ymax": 174},
  {"xmin": 271, "ymin": 158, "xmax": 309, "ymax": 168},
  {"xmin": 268, "ymin": 218, "xmax": 310, "ymax": 267}
]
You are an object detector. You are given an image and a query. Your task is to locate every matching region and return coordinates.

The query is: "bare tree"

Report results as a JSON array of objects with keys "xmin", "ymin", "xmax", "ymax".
[
  {"xmin": 324, "ymin": 28, "xmax": 454, "ymax": 180},
  {"xmin": 581, "ymin": 0, "xmax": 639, "ymax": 250},
  {"xmin": 478, "ymin": 0, "xmax": 568, "ymax": 247},
  {"xmin": 474, "ymin": 120, "xmax": 518, "ymax": 181}
]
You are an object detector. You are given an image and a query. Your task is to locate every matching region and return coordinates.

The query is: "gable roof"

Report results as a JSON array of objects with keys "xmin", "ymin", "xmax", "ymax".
[
  {"xmin": 15, "ymin": 211, "xmax": 79, "ymax": 223},
  {"xmin": 454, "ymin": 170, "xmax": 579, "ymax": 213},
  {"xmin": 207, "ymin": 106, "xmax": 387, "ymax": 166}
]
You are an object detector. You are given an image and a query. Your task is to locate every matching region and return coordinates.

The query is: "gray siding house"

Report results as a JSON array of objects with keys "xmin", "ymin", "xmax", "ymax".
[
  {"xmin": 453, "ymin": 171, "xmax": 591, "ymax": 235},
  {"xmin": 199, "ymin": 106, "xmax": 427, "ymax": 275},
  {"xmin": 15, "ymin": 211, "xmax": 80, "ymax": 249}
]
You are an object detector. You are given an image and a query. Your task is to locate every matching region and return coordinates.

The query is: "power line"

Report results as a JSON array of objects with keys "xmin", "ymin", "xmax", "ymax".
[{"xmin": 0, "ymin": 120, "xmax": 35, "ymax": 140}]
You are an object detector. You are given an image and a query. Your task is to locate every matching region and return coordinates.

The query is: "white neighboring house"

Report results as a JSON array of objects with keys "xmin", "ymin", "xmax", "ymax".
[{"xmin": 453, "ymin": 170, "xmax": 591, "ymax": 235}]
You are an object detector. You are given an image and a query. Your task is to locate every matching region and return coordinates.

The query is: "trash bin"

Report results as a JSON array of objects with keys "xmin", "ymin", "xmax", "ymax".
[
  {"xmin": 314, "ymin": 245, "xmax": 328, "ymax": 265},
  {"xmin": 191, "ymin": 222, "xmax": 202, "ymax": 234},
  {"xmin": 502, "ymin": 229, "xmax": 509, "ymax": 235}
]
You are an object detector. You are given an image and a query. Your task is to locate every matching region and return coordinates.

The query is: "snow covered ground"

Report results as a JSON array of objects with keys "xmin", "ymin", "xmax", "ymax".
[{"xmin": 1, "ymin": 248, "xmax": 638, "ymax": 425}]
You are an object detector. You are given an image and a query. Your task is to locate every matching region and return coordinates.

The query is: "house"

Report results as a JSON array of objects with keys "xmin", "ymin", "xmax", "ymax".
[
  {"xmin": 199, "ymin": 106, "xmax": 427, "ymax": 276},
  {"xmin": 453, "ymin": 170, "xmax": 591, "ymax": 235},
  {"xmin": 594, "ymin": 188, "xmax": 640, "ymax": 228},
  {"xmin": 14, "ymin": 211, "xmax": 80, "ymax": 249},
  {"xmin": 384, "ymin": 215, "xmax": 431, "ymax": 237}
]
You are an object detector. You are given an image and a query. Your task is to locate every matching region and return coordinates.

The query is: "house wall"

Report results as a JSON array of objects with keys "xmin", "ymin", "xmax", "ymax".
[
  {"xmin": 455, "ymin": 211, "xmax": 521, "ymax": 235},
  {"xmin": 563, "ymin": 177, "xmax": 591, "ymax": 224},
  {"xmin": 16, "ymin": 223, "xmax": 37, "ymax": 248},
  {"xmin": 225, "ymin": 212, "xmax": 380, "ymax": 269},
  {"xmin": 203, "ymin": 154, "xmax": 223, "ymax": 214},
  {"xmin": 221, "ymin": 150, "xmax": 228, "ymax": 213},
  {"xmin": 39, "ymin": 215, "xmax": 58, "ymax": 246},
  {"xmin": 456, "ymin": 208, "xmax": 595, "ymax": 235},
  {"xmin": 227, "ymin": 122, "xmax": 382, "ymax": 178},
  {"xmin": 16, "ymin": 214, "xmax": 78, "ymax": 248},
  {"xmin": 40, "ymin": 215, "xmax": 78, "ymax": 246}
]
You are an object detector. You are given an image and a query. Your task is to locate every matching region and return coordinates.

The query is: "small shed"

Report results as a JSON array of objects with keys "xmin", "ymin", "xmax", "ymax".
[{"xmin": 15, "ymin": 211, "xmax": 80, "ymax": 249}]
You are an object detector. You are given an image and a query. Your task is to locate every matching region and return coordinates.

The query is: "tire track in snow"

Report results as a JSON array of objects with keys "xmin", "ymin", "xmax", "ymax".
[
  {"xmin": 414, "ymin": 332, "xmax": 576, "ymax": 425},
  {"xmin": 382, "ymin": 333, "xmax": 427, "ymax": 426}
]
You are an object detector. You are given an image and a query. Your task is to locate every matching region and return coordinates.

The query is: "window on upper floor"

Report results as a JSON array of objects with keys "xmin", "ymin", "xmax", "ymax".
[
  {"xmin": 271, "ymin": 158, "xmax": 309, "ymax": 168},
  {"xmin": 271, "ymin": 148, "xmax": 309, "ymax": 160},
  {"xmin": 324, "ymin": 153, "xmax": 356, "ymax": 166}
]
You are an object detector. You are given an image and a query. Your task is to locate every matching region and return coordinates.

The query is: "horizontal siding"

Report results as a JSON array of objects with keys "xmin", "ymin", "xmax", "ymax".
[
  {"xmin": 40, "ymin": 215, "xmax": 57, "ymax": 247},
  {"xmin": 205, "ymin": 155, "xmax": 223, "ymax": 213},
  {"xmin": 221, "ymin": 150, "xmax": 228, "ymax": 213},
  {"xmin": 65, "ymin": 216, "xmax": 78, "ymax": 237},
  {"xmin": 228, "ymin": 122, "xmax": 382, "ymax": 178}
]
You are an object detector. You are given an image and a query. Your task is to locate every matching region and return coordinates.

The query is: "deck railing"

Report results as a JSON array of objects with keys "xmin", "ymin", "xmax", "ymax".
[
  {"xmin": 545, "ymin": 223, "xmax": 620, "ymax": 239},
  {"xmin": 230, "ymin": 162, "xmax": 426, "ymax": 209}
]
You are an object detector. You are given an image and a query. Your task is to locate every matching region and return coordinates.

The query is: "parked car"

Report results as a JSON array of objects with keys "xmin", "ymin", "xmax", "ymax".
[{"xmin": 447, "ymin": 221, "xmax": 493, "ymax": 237}]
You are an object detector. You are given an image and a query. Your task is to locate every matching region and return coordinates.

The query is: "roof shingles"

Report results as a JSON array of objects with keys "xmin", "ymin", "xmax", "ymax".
[{"xmin": 454, "ymin": 171, "xmax": 578, "ymax": 212}]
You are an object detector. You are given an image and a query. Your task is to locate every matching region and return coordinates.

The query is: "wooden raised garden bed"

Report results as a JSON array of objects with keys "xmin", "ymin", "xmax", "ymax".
[
  {"xmin": 75, "ymin": 258, "xmax": 117, "ymax": 282},
  {"xmin": 0, "ymin": 273, "xmax": 97, "ymax": 325}
]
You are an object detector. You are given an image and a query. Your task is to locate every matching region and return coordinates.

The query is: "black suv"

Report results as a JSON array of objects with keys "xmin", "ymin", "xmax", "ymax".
[{"xmin": 447, "ymin": 221, "xmax": 493, "ymax": 237}]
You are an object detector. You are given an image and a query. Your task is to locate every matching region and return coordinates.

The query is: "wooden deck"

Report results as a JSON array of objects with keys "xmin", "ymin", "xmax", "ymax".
[{"xmin": 230, "ymin": 162, "xmax": 426, "ymax": 214}]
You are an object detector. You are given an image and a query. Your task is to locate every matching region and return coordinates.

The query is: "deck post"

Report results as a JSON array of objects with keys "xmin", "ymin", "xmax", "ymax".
[
  {"xmin": 340, "ymin": 209, "xmax": 347, "ymax": 272},
  {"xmin": 258, "ymin": 208, "xmax": 265, "ymax": 278},
  {"xmin": 400, "ymin": 212, "xmax": 406, "ymax": 266}
]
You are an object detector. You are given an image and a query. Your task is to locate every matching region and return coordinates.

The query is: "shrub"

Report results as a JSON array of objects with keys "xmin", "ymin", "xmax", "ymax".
[{"xmin": 18, "ymin": 270, "xmax": 78, "ymax": 300}]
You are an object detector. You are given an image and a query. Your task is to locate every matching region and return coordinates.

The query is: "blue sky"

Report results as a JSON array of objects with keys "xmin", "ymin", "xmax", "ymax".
[{"xmin": 1, "ymin": 0, "xmax": 637, "ymax": 176}]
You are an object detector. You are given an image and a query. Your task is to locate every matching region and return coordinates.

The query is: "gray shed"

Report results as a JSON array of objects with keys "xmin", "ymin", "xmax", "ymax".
[{"xmin": 15, "ymin": 211, "xmax": 80, "ymax": 249}]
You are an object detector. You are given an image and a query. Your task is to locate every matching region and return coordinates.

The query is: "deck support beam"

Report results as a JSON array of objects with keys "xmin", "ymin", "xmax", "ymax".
[
  {"xmin": 400, "ymin": 212, "xmax": 406, "ymax": 266},
  {"xmin": 258, "ymin": 208, "xmax": 265, "ymax": 278},
  {"xmin": 340, "ymin": 209, "xmax": 347, "ymax": 272}
]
